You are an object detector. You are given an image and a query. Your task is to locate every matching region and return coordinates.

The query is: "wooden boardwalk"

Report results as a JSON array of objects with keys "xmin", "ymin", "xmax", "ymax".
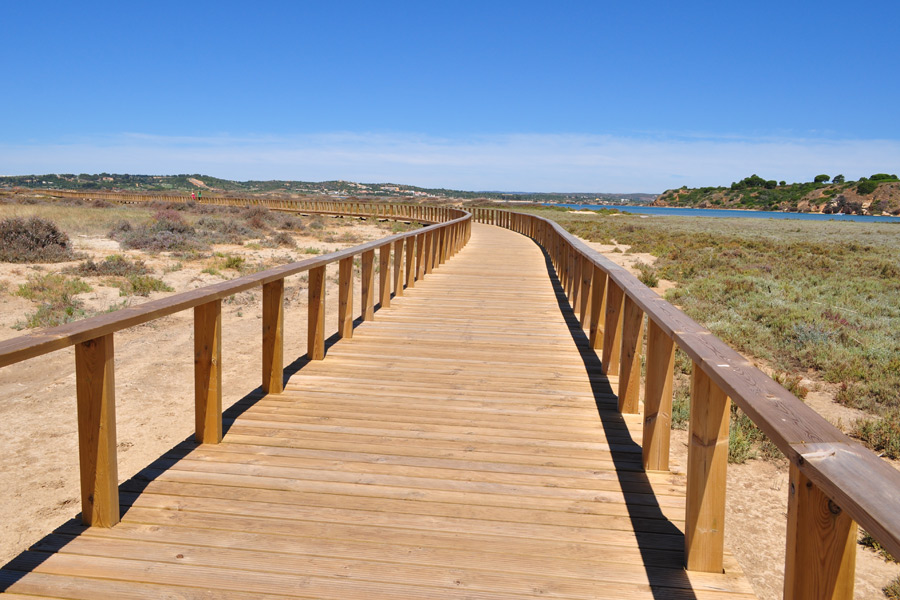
[{"xmin": 0, "ymin": 224, "xmax": 755, "ymax": 599}]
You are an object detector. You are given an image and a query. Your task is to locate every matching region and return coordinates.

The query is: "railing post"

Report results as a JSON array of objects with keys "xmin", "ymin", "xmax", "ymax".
[
  {"xmin": 784, "ymin": 463, "xmax": 857, "ymax": 600},
  {"xmin": 307, "ymin": 266, "xmax": 326, "ymax": 360},
  {"xmin": 194, "ymin": 300, "xmax": 222, "ymax": 444},
  {"xmin": 579, "ymin": 257, "xmax": 592, "ymax": 328},
  {"xmin": 643, "ymin": 319, "xmax": 674, "ymax": 471},
  {"xmin": 262, "ymin": 280, "xmax": 284, "ymax": 394},
  {"xmin": 405, "ymin": 236, "xmax": 416, "ymax": 289},
  {"xmin": 361, "ymin": 249, "xmax": 375, "ymax": 320},
  {"xmin": 393, "ymin": 240, "xmax": 403, "ymax": 297},
  {"xmin": 618, "ymin": 296, "xmax": 645, "ymax": 414},
  {"xmin": 589, "ymin": 265, "xmax": 607, "ymax": 349},
  {"xmin": 416, "ymin": 233, "xmax": 426, "ymax": 280},
  {"xmin": 685, "ymin": 363, "xmax": 730, "ymax": 572},
  {"xmin": 338, "ymin": 257, "xmax": 353, "ymax": 338},
  {"xmin": 75, "ymin": 333, "xmax": 119, "ymax": 527},
  {"xmin": 379, "ymin": 244, "xmax": 391, "ymax": 308},
  {"xmin": 602, "ymin": 280, "xmax": 624, "ymax": 374},
  {"xmin": 424, "ymin": 231, "xmax": 434, "ymax": 275},
  {"xmin": 572, "ymin": 254, "xmax": 583, "ymax": 314}
]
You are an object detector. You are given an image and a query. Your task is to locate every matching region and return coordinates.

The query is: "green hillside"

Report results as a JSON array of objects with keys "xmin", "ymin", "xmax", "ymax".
[{"xmin": 657, "ymin": 174, "xmax": 900, "ymax": 216}]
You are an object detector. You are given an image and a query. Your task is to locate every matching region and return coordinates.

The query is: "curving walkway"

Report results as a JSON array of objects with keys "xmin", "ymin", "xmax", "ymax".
[{"xmin": 0, "ymin": 223, "xmax": 754, "ymax": 599}]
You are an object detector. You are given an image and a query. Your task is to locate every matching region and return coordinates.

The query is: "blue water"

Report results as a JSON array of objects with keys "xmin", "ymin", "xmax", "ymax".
[{"xmin": 548, "ymin": 204, "xmax": 900, "ymax": 223}]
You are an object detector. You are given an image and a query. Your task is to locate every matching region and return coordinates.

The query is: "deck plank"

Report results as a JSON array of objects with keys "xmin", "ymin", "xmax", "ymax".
[{"xmin": 0, "ymin": 223, "xmax": 755, "ymax": 599}]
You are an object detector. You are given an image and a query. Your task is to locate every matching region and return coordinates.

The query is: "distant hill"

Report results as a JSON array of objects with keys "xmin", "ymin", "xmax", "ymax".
[
  {"xmin": 0, "ymin": 173, "xmax": 655, "ymax": 205},
  {"xmin": 656, "ymin": 174, "xmax": 900, "ymax": 216}
]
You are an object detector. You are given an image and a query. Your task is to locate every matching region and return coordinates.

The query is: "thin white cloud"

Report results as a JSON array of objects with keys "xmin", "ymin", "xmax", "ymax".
[{"xmin": 1, "ymin": 132, "xmax": 898, "ymax": 193}]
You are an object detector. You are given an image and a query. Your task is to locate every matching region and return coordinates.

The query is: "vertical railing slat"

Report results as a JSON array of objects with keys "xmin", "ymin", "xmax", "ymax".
[
  {"xmin": 261, "ymin": 280, "xmax": 284, "ymax": 394},
  {"xmin": 194, "ymin": 301, "xmax": 222, "ymax": 444}
]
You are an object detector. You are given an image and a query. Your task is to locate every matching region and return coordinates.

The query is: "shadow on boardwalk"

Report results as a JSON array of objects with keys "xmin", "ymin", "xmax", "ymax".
[{"xmin": 539, "ymin": 244, "xmax": 698, "ymax": 600}]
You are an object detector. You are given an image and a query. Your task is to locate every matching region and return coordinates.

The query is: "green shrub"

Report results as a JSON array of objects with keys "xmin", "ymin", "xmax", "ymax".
[
  {"xmin": 114, "ymin": 275, "xmax": 173, "ymax": 297},
  {"xmin": 14, "ymin": 273, "xmax": 91, "ymax": 328},
  {"xmin": 859, "ymin": 529, "xmax": 897, "ymax": 562},
  {"xmin": 885, "ymin": 575, "xmax": 900, "ymax": 599},
  {"xmin": 857, "ymin": 180, "xmax": 879, "ymax": 195},
  {"xmin": 852, "ymin": 409, "xmax": 900, "ymax": 459},
  {"xmin": 634, "ymin": 261, "xmax": 659, "ymax": 287},
  {"xmin": 68, "ymin": 254, "xmax": 150, "ymax": 277},
  {"xmin": 223, "ymin": 255, "xmax": 245, "ymax": 270},
  {"xmin": 0, "ymin": 217, "xmax": 79, "ymax": 263}
]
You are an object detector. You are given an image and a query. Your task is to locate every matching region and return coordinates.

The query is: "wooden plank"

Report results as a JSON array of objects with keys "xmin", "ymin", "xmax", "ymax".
[
  {"xmin": 261, "ymin": 280, "xmax": 284, "ymax": 394},
  {"xmin": 405, "ymin": 235, "xmax": 415, "ymax": 289},
  {"xmin": 74, "ymin": 333, "xmax": 119, "ymax": 528},
  {"xmin": 643, "ymin": 319, "xmax": 675, "ymax": 471},
  {"xmin": 307, "ymin": 266, "xmax": 326, "ymax": 360},
  {"xmin": 783, "ymin": 463, "xmax": 857, "ymax": 600},
  {"xmin": 685, "ymin": 363, "xmax": 730, "ymax": 572},
  {"xmin": 338, "ymin": 257, "xmax": 353, "ymax": 338},
  {"xmin": 194, "ymin": 301, "xmax": 222, "ymax": 443}
]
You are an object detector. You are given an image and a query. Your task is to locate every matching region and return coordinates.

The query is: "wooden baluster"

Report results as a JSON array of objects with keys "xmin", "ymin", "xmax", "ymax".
[
  {"xmin": 307, "ymin": 266, "xmax": 326, "ymax": 360},
  {"xmin": 75, "ymin": 333, "xmax": 119, "ymax": 527},
  {"xmin": 262, "ymin": 280, "xmax": 284, "ymax": 394},
  {"xmin": 361, "ymin": 250, "xmax": 375, "ymax": 320},
  {"xmin": 424, "ymin": 231, "xmax": 434, "ymax": 274},
  {"xmin": 572, "ymin": 254, "xmax": 583, "ymax": 313},
  {"xmin": 579, "ymin": 258, "xmax": 592, "ymax": 328},
  {"xmin": 338, "ymin": 257, "xmax": 353, "ymax": 338},
  {"xmin": 589, "ymin": 265, "xmax": 607, "ymax": 350},
  {"xmin": 416, "ymin": 233, "xmax": 426, "ymax": 280},
  {"xmin": 393, "ymin": 240, "xmax": 403, "ymax": 297},
  {"xmin": 194, "ymin": 300, "xmax": 222, "ymax": 444},
  {"xmin": 602, "ymin": 281, "xmax": 624, "ymax": 374},
  {"xmin": 783, "ymin": 463, "xmax": 857, "ymax": 600},
  {"xmin": 617, "ymin": 296, "xmax": 645, "ymax": 414},
  {"xmin": 685, "ymin": 364, "xmax": 730, "ymax": 572},
  {"xmin": 379, "ymin": 244, "xmax": 391, "ymax": 308},
  {"xmin": 405, "ymin": 236, "xmax": 416, "ymax": 289},
  {"xmin": 642, "ymin": 319, "xmax": 675, "ymax": 471}
]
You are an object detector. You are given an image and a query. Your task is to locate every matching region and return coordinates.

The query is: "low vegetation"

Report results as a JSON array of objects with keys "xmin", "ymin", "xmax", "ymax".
[
  {"xmin": 0, "ymin": 217, "xmax": 80, "ymax": 263},
  {"xmin": 526, "ymin": 207, "xmax": 900, "ymax": 460},
  {"xmin": 14, "ymin": 272, "xmax": 91, "ymax": 328}
]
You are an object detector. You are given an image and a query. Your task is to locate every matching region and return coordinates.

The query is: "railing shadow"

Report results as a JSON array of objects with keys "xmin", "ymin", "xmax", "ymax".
[{"xmin": 536, "ymin": 243, "xmax": 698, "ymax": 600}]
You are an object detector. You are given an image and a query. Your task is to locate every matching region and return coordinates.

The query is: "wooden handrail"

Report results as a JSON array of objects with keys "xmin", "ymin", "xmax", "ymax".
[
  {"xmin": 474, "ymin": 207, "xmax": 900, "ymax": 599},
  {"xmin": 0, "ymin": 197, "xmax": 472, "ymax": 531}
]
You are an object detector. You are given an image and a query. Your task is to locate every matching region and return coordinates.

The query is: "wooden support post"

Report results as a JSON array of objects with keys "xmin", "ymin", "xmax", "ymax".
[
  {"xmin": 75, "ymin": 333, "xmax": 119, "ymax": 527},
  {"xmin": 307, "ymin": 266, "xmax": 326, "ymax": 360},
  {"xmin": 783, "ymin": 463, "xmax": 857, "ymax": 600},
  {"xmin": 379, "ymin": 244, "xmax": 391, "ymax": 308},
  {"xmin": 579, "ymin": 258, "xmax": 592, "ymax": 328},
  {"xmin": 589, "ymin": 265, "xmax": 607, "ymax": 349},
  {"xmin": 392, "ymin": 240, "xmax": 403, "ymax": 297},
  {"xmin": 642, "ymin": 319, "xmax": 674, "ymax": 471},
  {"xmin": 424, "ymin": 231, "xmax": 434, "ymax": 274},
  {"xmin": 194, "ymin": 300, "xmax": 222, "ymax": 444},
  {"xmin": 338, "ymin": 257, "xmax": 353, "ymax": 338},
  {"xmin": 416, "ymin": 233, "xmax": 426, "ymax": 280},
  {"xmin": 361, "ymin": 249, "xmax": 375, "ymax": 320},
  {"xmin": 685, "ymin": 364, "xmax": 730, "ymax": 573},
  {"xmin": 405, "ymin": 236, "xmax": 415, "ymax": 289},
  {"xmin": 572, "ymin": 254, "xmax": 583, "ymax": 314},
  {"xmin": 618, "ymin": 296, "xmax": 645, "ymax": 414},
  {"xmin": 602, "ymin": 280, "xmax": 624, "ymax": 374},
  {"xmin": 261, "ymin": 280, "xmax": 284, "ymax": 394}
]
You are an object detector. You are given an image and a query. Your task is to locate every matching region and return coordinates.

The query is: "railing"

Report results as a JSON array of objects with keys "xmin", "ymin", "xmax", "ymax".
[
  {"xmin": 40, "ymin": 188, "xmax": 454, "ymax": 223},
  {"xmin": 0, "ymin": 200, "xmax": 471, "ymax": 530},
  {"xmin": 473, "ymin": 207, "xmax": 900, "ymax": 600}
]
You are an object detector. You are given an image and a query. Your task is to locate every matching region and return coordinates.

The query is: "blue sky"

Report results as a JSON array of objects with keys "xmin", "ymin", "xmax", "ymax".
[{"xmin": 2, "ymin": 1, "xmax": 899, "ymax": 193}]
